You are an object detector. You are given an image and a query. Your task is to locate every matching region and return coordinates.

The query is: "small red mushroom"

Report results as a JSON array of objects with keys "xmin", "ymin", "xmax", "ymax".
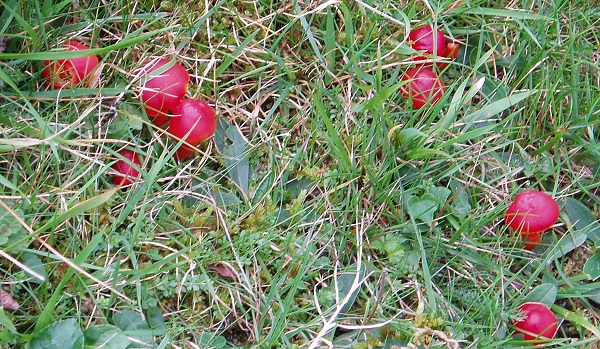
[
  {"xmin": 513, "ymin": 302, "xmax": 558, "ymax": 343},
  {"xmin": 138, "ymin": 59, "xmax": 190, "ymax": 126},
  {"xmin": 505, "ymin": 190, "xmax": 560, "ymax": 234},
  {"xmin": 505, "ymin": 190, "xmax": 559, "ymax": 250},
  {"xmin": 111, "ymin": 149, "xmax": 142, "ymax": 187},
  {"xmin": 408, "ymin": 25, "xmax": 446, "ymax": 57},
  {"xmin": 408, "ymin": 25, "xmax": 460, "ymax": 69},
  {"xmin": 444, "ymin": 41, "xmax": 460, "ymax": 61},
  {"xmin": 42, "ymin": 40, "xmax": 99, "ymax": 89},
  {"xmin": 169, "ymin": 98, "xmax": 217, "ymax": 160},
  {"xmin": 400, "ymin": 67, "xmax": 445, "ymax": 108}
]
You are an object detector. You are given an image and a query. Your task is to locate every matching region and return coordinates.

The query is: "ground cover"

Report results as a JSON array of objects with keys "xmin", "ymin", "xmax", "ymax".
[{"xmin": 0, "ymin": 0, "xmax": 599, "ymax": 347}]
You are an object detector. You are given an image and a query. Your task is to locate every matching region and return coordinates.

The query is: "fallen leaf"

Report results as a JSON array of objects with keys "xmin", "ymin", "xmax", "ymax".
[
  {"xmin": 0, "ymin": 289, "xmax": 19, "ymax": 312},
  {"xmin": 207, "ymin": 263, "xmax": 237, "ymax": 279}
]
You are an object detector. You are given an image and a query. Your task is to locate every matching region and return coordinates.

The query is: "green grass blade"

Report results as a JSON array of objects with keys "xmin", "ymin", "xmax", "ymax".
[
  {"xmin": 32, "ymin": 188, "xmax": 117, "ymax": 237},
  {"xmin": 455, "ymin": 7, "xmax": 551, "ymax": 20},
  {"xmin": 33, "ymin": 232, "xmax": 107, "ymax": 332}
]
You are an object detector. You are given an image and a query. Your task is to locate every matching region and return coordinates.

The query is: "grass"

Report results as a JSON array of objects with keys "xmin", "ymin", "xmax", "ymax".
[{"xmin": 1, "ymin": 0, "xmax": 599, "ymax": 348}]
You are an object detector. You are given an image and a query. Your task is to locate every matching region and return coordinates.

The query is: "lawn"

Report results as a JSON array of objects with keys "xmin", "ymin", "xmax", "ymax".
[{"xmin": 1, "ymin": 0, "xmax": 600, "ymax": 348}]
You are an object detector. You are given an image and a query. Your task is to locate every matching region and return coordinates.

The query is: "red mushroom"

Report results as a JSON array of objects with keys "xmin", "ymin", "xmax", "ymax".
[
  {"xmin": 505, "ymin": 190, "xmax": 559, "ymax": 234},
  {"xmin": 505, "ymin": 190, "xmax": 559, "ymax": 250},
  {"xmin": 169, "ymin": 98, "xmax": 217, "ymax": 160},
  {"xmin": 407, "ymin": 25, "xmax": 460, "ymax": 69},
  {"xmin": 437, "ymin": 41, "xmax": 460, "ymax": 69},
  {"xmin": 513, "ymin": 302, "xmax": 558, "ymax": 343},
  {"xmin": 400, "ymin": 67, "xmax": 445, "ymax": 108},
  {"xmin": 111, "ymin": 149, "xmax": 142, "ymax": 187},
  {"xmin": 524, "ymin": 232, "xmax": 542, "ymax": 251},
  {"xmin": 138, "ymin": 59, "xmax": 190, "ymax": 126},
  {"xmin": 42, "ymin": 40, "xmax": 99, "ymax": 89},
  {"xmin": 408, "ymin": 25, "xmax": 446, "ymax": 57}
]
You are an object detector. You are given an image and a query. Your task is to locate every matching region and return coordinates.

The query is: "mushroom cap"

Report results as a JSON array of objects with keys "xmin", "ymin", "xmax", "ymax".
[
  {"xmin": 170, "ymin": 98, "xmax": 217, "ymax": 160},
  {"xmin": 139, "ymin": 59, "xmax": 190, "ymax": 125},
  {"xmin": 513, "ymin": 302, "xmax": 558, "ymax": 342},
  {"xmin": 111, "ymin": 149, "xmax": 142, "ymax": 187},
  {"xmin": 42, "ymin": 40, "xmax": 99, "ymax": 89},
  {"xmin": 408, "ymin": 25, "xmax": 446, "ymax": 57},
  {"xmin": 399, "ymin": 67, "xmax": 445, "ymax": 108},
  {"xmin": 505, "ymin": 190, "xmax": 560, "ymax": 234}
]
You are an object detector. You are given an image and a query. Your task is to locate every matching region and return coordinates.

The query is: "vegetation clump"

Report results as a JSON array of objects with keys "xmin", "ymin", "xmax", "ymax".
[{"xmin": 0, "ymin": 1, "xmax": 599, "ymax": 348}]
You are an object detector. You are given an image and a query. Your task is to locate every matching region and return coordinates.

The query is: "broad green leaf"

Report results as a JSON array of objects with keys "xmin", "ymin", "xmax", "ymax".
[
  {"xmin": 0, "ymin": 308, "xmax": 18, "ymax": 334},
  {"xmin": 212, "ymin": 190, "xmax": 242, "ymax": 207},
  {"xmin": 22, "ymin": 252, "xmax": 47, "ymax": 284},
  {"xmin": 479, "ymin": 75, "xmax": 508, "ymax": 102},
  {"xmin": 371, "ymin": 234, "xmax": 407, "ymax": 265},
  {"xmin": 107, "ymin": 102, "xmax": 145, "ymax": 137},
  {"xmin": 429, "ymin": 186, "xmax": 452, "ymax": 205},
  {"xmin": 0, "ymin": 172, "xmax": 19, "ymax": 192},
  {"xmin": 113, "ymin": 310, "xmax": 147, "ymax": 332},
  {"xmin": 337, "ymin": 264, "xmax": 364, "ymax": 314},
  {"xmin": 406, "ymin": 148, "xmax": 451, "ymax": 160},
  {"xmin": 286, "ymin": 178, "xmax": 314, "ymax": 200},
  {"xmin": 113, "ymin": 310, "xmax": 152, "ymax": 348},
  {"xmin": 146, "ymin": 306, "xmax": 166, "ymax": 332},
  {"xmin": 84, "ymin": 325, "xmax": 130, "ymax": 349},
  {"xmin": 407, "ymin": 193, "xmax": 438, "ymax": 224},
  {"xmin": 198, "ymin": 333, "xmax": 228, "ymax": 348},
  {"xmin": 564, "ymin": 197, "xmax": 600, "ymax": 245},
  {"xmin": 546, "ymin": 230, "xmax": 587, "ymax": 262},
  {"xmin": 0, "ymin": 206, "xmax": 27, "ymax": 247},
  {"xmin": 584, "ymin": 284, "xmax": 600, "ymax": 305},
  {"xmin": 390, "ymin": 127, "xmax": 427, "ymax": 145},
  {"xmin": 584, "ymin": 253, "xmax": 600, "ymax": 281},
  {"xmin": 213, "ymin": 117, "xmax": 228, "ymax": 153},
  {"xmin": 31, "ymin": 319, "xmax": 84, "ymax": 349},
  {"xmin": 522, "ymin": 283, "xmax": 557, "ymax": 306},
  {"xmin": 252, "ymin": 172, "xmax": 274, "ymax": 205},
  {"xmin": 449, "ymin": 179, "xmax": 472, "ymax": 221},
  {"xmin": 547, "ymin": 198, "xmax": 600, "ymax": 260},
  {"xmin": 223, "ymin": 126, "xmax": 250, "ymax": 198},
  {"xmin": 215, "ymin": 120, "xmax": 249, "ymax": 199},
  {"xmin": 461, "ymin": 90, "xmax": 537, "ymax": 127}
]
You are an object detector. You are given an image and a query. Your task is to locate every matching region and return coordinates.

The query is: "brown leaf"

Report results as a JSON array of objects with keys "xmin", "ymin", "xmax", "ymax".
[
  {"xmin": 207, "ymin": 263, "xmax": 237, "ymax": 279},
  {"xmin": 0, "ymin": 289, "xmax": 20, "ymax": 312}
]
